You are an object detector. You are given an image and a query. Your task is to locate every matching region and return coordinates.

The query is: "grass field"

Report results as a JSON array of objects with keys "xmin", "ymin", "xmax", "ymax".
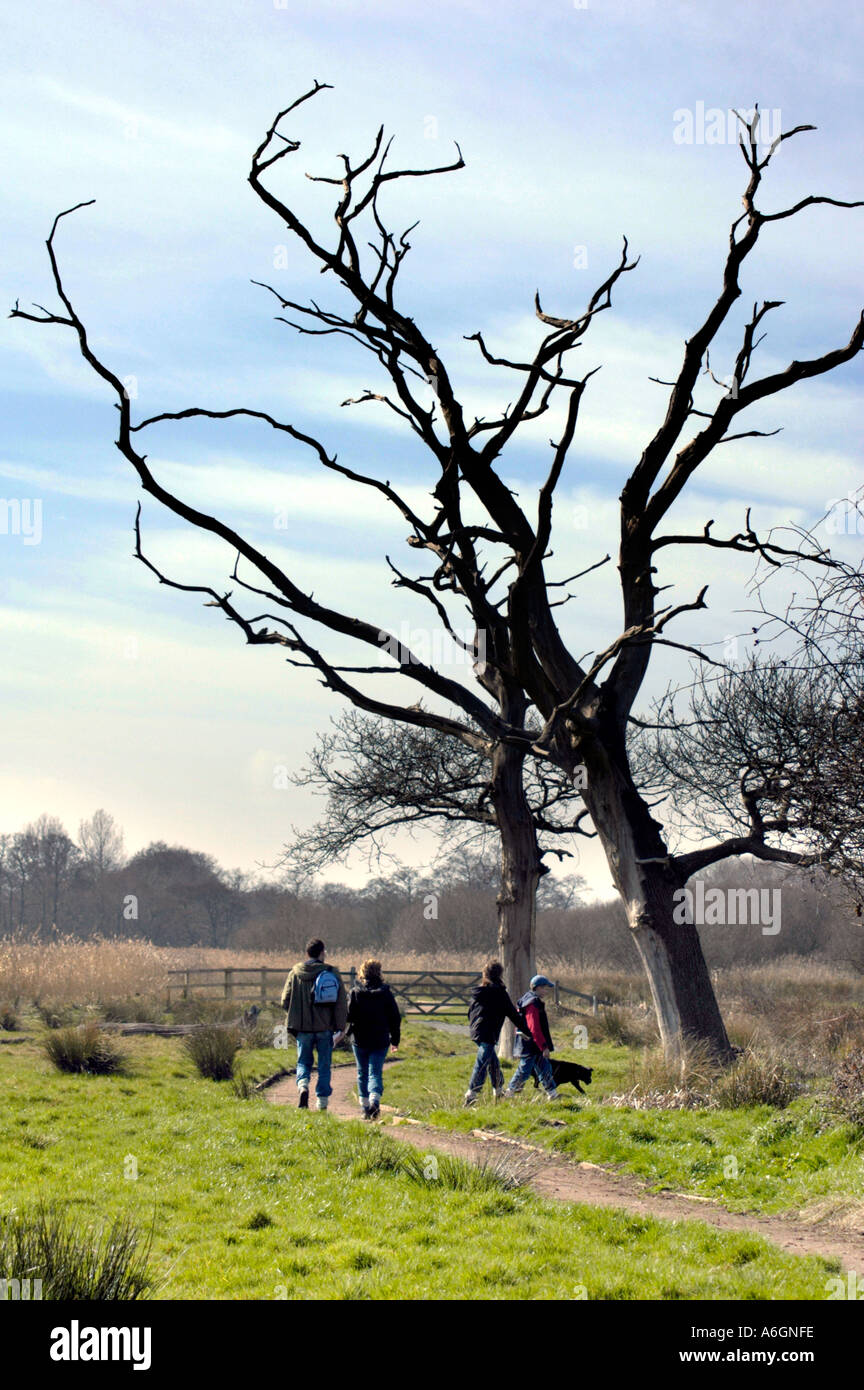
[
  {"xmin": 0, "ymin": 1015, "xmax": 860, "ymax": 1299},
  {"xmin": 386, "ymin": 1025, "xmax": 864, "ymax": 1222},
  {"xmin": 2, "ymin": 942, "xmax": 863, "ymax": 1300}
]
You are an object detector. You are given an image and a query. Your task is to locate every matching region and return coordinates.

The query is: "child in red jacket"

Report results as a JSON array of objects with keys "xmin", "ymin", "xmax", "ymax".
[{"xmin": 505, "ymin": 975, "xmax": 561, "ymax": 1100}]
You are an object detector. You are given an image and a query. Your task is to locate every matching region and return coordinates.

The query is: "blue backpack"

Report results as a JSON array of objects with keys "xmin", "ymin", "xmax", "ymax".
[{"xmin": 313, "ymin": 968, "xmax": 340, "ymax": 1005}]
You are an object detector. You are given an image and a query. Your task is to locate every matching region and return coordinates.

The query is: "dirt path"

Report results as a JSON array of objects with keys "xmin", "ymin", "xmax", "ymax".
[{"xmin": 266, "ymin": 1060, "xmax": 864, "ymax": 1273}]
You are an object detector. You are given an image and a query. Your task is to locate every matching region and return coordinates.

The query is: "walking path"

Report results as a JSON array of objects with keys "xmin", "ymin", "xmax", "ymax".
[{"xmin": 266, "ymin": 1059, "xmax": 864, "ymax": 1274}]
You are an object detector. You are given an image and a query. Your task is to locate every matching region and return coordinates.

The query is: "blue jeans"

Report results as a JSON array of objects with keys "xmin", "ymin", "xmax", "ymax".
[
  {"xmin": 353, "ymin": 1045, "xmax": 387, "ymax": 1103},
  {"xmin": 295, "ymin": 1030, "xmax": 333, "ymax": 1099},
  {"xmin": 507, "ymin": 1051, "xmax": 556, "ymax": 1095},
  {"xmin": 467, "ymin": 1041, "xmax": 504, "ymax": 1095}
]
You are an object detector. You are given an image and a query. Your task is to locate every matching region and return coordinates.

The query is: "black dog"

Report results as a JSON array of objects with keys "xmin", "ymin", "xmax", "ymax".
[{"xmin": 532, "ymin": 1058, "xmax": 593, "ymax": 1095}]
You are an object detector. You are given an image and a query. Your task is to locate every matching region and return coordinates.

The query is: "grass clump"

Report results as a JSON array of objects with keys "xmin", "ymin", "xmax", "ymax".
[
  {"xmin": 308, "ymin": 1122, "xmax": 407, "ymax": 1178},
  {"xmin": 245, "ymin": 1210, "xmax": 274, "ymax": 1231},
  {"xmin": 607, "ymin": 1040, "xmax": 719, "ymax": 1110},
  {"xmin": 0, "ymin": 1004, "xmax": 18, "ymax": 1032},
  {"xmin": 182, "ymin": 1025, "xmax": 241, "ymax": 1081},
  {"xmin": 825, "ymin": 1047, "xmax": 864, "ymax": 1133},
  {"xmin": 0, "ymin": 1201, "xmax": 155, "ymax": 1300},
  {"xmin": 42, "ymin": 1022, "xmax": 127, "ymax": 1076},
  {"xmin": 593, "ymin": 1005, "xmax": 645, "ymax": 1049},
  {"xmin": 713, "ymin": 1049, "xmax": 801, "ymax": 1110},
  {"xmin": 230, "ymin": 1066, "xmax": 258, "ymax": 1100},
  {"xmin": 401, "ymin": 1147, "xmax": 536, "ymax": 1192}
]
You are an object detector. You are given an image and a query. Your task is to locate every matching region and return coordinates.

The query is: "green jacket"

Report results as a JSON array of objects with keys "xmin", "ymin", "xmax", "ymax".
[{"xmin": 280, "ymin": 958, "xmax": 348, "ymax": 1035}]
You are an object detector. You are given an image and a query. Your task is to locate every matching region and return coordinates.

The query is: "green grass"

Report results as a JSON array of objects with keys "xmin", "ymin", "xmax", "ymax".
[
  {"xmin": 0, "ymin": 1028, "xmax": 844, "ymax": 1299},
  {"xmin": 383, "ymin": 1025, "xmax": 864, "ymax": 1219}
]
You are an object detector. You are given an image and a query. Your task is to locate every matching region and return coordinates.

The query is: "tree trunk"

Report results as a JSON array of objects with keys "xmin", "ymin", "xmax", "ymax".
[
  {"xmin": 491, "ymin": 699, "xmax": 541, "ymax": 1058},
  {"xmin": 579, "ymin": 737, "xmax": 732, "ymax": 1062}
]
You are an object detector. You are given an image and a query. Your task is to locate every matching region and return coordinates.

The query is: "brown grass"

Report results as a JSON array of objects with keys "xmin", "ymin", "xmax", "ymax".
[{"xmin": 3, "ymin": 935, "xmax": 864, "ymax": 1075}]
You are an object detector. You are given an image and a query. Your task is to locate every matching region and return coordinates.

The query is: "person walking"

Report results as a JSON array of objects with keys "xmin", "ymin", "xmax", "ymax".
[
  {"xmin": 345, "ymin": 958, "xmax": 402, "ymax": 1120},
  {"xmin": 280, "ymin": 938, "xmax": 348, "ymax": 1111},
  {"xmin": 505, "ymin": 975, "xmax": 562, "ymax": 1101},
  {"xmin": 464, "ymin": 960, "xmax": 528, "ymax": 1106}
]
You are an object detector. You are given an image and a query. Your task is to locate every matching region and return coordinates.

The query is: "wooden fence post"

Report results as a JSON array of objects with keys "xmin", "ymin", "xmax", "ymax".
[
  {"xmin": 225, "ymin": 968, "xmax": 233, "ymax": 1001},
  {"xmin": 260, "ymin": 967, "xmax": 268, "ymax": 1003}
]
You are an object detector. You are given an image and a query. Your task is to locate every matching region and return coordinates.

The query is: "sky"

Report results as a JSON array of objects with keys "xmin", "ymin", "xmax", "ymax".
[{"xmin": 2, "ymin": 0, "xmax": 862, "ymax": 897}]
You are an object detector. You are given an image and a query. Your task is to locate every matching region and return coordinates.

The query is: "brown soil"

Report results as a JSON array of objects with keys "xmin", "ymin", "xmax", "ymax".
[{"xmin": 266, "ymin": 1059, "xmax": 864, "ymax": 1274}]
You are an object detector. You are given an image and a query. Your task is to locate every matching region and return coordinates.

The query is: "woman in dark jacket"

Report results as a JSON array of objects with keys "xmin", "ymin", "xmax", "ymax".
[
  {"xmin": 346, "ymin": 959, "xmax": 402, "ymax": 1120},
  {"xmin": 464, "ymin": 960, "xmax": 526, "ymax": 1106}
]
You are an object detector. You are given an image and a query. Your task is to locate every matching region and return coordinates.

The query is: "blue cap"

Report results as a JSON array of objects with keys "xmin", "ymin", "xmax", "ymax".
[{"xmin": 530, "ymin": 975, "xmax": 554, "ymax": 990}]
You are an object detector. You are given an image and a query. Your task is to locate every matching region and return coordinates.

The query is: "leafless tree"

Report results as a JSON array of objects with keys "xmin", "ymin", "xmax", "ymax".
[
  {"xmin": 643, "ymin": 496, "xmax": 864, "ymax": 909},
  {"xmin": 643, "ymin": 656, "xmax": 863, "ymax": 886},
  {"xmin": 13, "ymin": 90, "xmax": 863, "ymax": 1057}
]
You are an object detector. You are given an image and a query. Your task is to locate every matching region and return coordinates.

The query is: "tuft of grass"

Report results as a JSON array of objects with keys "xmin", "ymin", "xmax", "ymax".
[
  {"xmin": 230, "ymin": 1066, "xmax": 257, "ymax": 1100},
  {"xmin": 593, "ymin": 1005, "xmax": 645, "ymax": 1049},
  {"xmin": 401, "ymin": 1147, "xmax": 536, "ymax": 1192},
  {"xmin": 712, "ymin": 1049, "xmax": 802, "ymax": 1110},
  {"xmin": 182, "ymin": 1025, "xmax": 241, "ymax": 1081},
  {"xmin": 0, "ymin": 1201, "xmax": 155, "ymax": 1300},
  {"xmin": 608, "ymin": 1039, "xmax": 720, "ymax": 1109},
  {"xmin": 37, "ymin": 1003, "xmax": 82, "ymax": 1031},
  {"xmin": 245, "ymin": 1210, "xmax": 274, "ymax": 1230},
  {"xmin": 0, "ymin": 1004, "xmax": 18, "ymax": 1031},
  {"xmin": 308, "ymin": 1122, "xmax": 407, "ymax": 1178},
  {"xmin": 825, "ymin": 1047, "xmax": 864, "ymax": 1133},
  {"xmin": 311, "ymin": 1120, "xmax": 534, "ymax": 1194},
  {"xmin": 42, "ymin": 1022, "xmax": 127, "ymax": 1076}
]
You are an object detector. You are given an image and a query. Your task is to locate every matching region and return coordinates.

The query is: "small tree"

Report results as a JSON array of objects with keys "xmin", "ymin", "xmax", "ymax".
[{"xmin": 77, "ymin": 809, "xmax": 125, "ymax": 934}]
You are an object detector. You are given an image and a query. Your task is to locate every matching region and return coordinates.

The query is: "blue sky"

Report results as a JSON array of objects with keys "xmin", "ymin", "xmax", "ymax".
[{"xmin": 2, "ymin": 0, "xmax": 862, "ymax": 895}]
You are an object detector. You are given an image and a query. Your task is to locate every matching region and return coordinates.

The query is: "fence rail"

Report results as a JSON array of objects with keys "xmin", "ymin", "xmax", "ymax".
[{"xmin": 165, "ymin": 967, "xmax": 614, "ymax": 1016}]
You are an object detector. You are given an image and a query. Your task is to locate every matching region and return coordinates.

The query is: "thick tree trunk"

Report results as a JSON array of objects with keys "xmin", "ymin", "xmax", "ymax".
[
  {"xmin": 491, "ymin": 698, "xmax": 541, "ymax": 1059},
  {"xmin": 579, "ymin": 738, "xmax": 732, "ymax": 1062}
]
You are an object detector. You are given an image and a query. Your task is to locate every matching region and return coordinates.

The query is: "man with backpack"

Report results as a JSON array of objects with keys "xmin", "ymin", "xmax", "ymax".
[{"xmin": 280, "ymin": 938, "xmax": 348, "ymax": 1111}]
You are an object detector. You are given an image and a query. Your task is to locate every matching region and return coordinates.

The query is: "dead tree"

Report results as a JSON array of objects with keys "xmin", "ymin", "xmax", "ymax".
[{"xmin": 13, "ymin": 89, "xmax": 863, "ymax": 1058}]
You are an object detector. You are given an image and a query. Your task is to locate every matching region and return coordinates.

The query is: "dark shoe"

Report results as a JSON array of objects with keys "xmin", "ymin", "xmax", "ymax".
[
  {"xmin": 368, "ymin": 1101, "xmax": 380, "ymax": 1121},
  {"xmin": 298, "ymin": 1089, "xmax": 309, "ymax": 1109}
]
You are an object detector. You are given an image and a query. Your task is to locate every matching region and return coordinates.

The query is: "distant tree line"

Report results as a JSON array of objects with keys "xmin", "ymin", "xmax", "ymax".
[{"xmin": 0, "ymin": 810, "xmax": 861, "ymax": 972}]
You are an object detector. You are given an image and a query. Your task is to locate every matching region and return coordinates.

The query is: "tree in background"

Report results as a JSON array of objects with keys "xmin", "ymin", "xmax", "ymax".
[
  {"xmin": 77, "ymin": 809, "xmax": 126, "ymax": 934},
  {"xmin": 5, "ymin": 816, "xmax": 79, "ymax": 937}
]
